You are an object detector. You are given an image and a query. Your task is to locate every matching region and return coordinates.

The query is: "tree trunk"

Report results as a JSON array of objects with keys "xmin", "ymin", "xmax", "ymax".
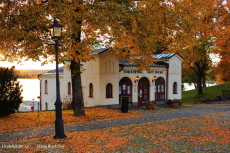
[
  {"xmin": 69, "ymin": 2, "xmax": 85, "ymax": 116},
  {"xmin": 193, "ymin": 83, "xmax": 197, "ymax": 89},
  {"xmin": 191, "ymin": 60, "xmax": 206, "ymax": 95},
  {"xmin": 202, "ymin": 74, "xmax": 206, "ymax": 87},
  {"xmin": 70, "ymin": 60, "xmax": 85, "ymax": 116},
  {"xmin": 197, "ymin": 73, "xmax": 203, "ymax": 94}
]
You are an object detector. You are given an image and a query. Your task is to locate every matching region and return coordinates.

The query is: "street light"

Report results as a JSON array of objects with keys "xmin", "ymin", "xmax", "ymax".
[
  {"xmin": 135, "ymin": 76, "xmax": 139, "ymax": 83},
  {"xmin": 49, "ymin": 18, "xmax": 66, "ymax": 139},
  {"xmin": 152, "ymin": 76, "xmax": 157, "ymax": 83}
]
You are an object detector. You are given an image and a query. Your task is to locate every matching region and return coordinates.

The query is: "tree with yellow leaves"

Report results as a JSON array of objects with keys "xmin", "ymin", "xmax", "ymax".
[
  {"xmin": 0, "ymin": 0, "xmax": 173, "ymax": 115},
  {"xmin": 0, "ymin": 0, "xmax": 227, "ymax": 111},
  {"xmin": 213, "ymin": 1, "xmax": 230, "ymax": 83},
  {"xmin": 170, "ymin": 0, "xmax": 227, "ymax": 94}
]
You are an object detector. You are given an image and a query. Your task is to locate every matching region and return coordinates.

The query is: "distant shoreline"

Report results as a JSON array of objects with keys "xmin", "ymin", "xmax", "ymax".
[
  {"xmin": 15, "ymin": 69, "xmax": 51, "ymax": 79},
  {"xmin": 18, "ymin": 78, "xmax": 39, "ymax": 79}
]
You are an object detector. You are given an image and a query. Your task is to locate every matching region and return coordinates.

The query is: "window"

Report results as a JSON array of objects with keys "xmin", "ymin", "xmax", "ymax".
[
  {"xmin": 45, "ymin": 80, "xmax": 48, "ymax": 94},
  {"xmin": 68, "ymin": 82, "xmax": 71, "ymax": 95},
  {"xmin": 89, "ymin": 83, "xmax": 93, "ymax": 97},
  {"xmin": 155, "ymin": 77, "xmax": 165, "ymax": 101},
  {"xmin": 45, "ymin": 102, "xmax": 48, "ymax": 110},
  {"xmin": 173, "ymin": 82, "xmax": 177, "ymax": 94},
  {"xmin": 106, "ymin": 83, "xmax": 113, "ymax": 98}
]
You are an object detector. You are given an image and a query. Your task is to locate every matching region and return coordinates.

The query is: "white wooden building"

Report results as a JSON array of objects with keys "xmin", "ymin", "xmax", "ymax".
[{"xmin": 38, "ymin": 48, "xmax": 183, "ymax": 110}]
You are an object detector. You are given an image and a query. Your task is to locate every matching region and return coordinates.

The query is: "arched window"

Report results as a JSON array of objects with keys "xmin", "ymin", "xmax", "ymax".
[
  {"xmin": 155, "ymin": 77, "xmax": 165, "ymax": 101},
  {"xmin": 106, "ymin": 83, "xmax": 113, "ymax": 98},
  {"xmin": 68, "ymin": 82, "xmax": 71, "ymax": 95},
  {"xmin": 45, "ymin": 80, "xmax": 48, "ymax": 94},
  {"xmin": 173, "ymin": 82, "xmax": 177, "ymax": 94},
  {"xmin": 89, "ymin": 83, "xmax": 93, "ymax": 97}
]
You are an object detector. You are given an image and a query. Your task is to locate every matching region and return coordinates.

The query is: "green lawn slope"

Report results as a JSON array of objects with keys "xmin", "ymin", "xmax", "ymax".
[{"xmin": 182, "ymin": 82, "xmax": 230, "ymax": 104}]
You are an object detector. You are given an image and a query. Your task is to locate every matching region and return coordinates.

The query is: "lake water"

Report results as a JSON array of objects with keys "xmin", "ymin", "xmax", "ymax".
[
  {"xmin": 18, "ymin": 79, "xmax": 40, "ymax": 101},
  {"xmin": 183, "ymin": 83, "xmax": 217, "ymax": 91}
]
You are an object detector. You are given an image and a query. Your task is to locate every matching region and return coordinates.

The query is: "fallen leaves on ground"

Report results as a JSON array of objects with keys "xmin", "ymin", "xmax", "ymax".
[
  {"xmin": 1, "ymin": 108, "xmax": 230, "ymax": 152},
  {"xmin": 0, "ymin": 127, "xmax": 133, "ymax": 153},
  {"xmin": 0, "ymin": 107, "xmax": 143, "ymax": 132}
]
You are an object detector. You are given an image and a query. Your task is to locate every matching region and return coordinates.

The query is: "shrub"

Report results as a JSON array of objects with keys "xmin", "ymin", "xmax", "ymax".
[
  {"xmin": 165, "ymin": 99, "xmax": 173, "ymax": 104},
  {"xmin": 165, "ymin": 99, "xmax": 180, "ymax": 104},
  {"xmin": 0, "ymin": 66, "xmax": 23, "ymax": 117},
  {"xmin": 142, "ymin": 100, "xmax": 156, "ymax": 105}
]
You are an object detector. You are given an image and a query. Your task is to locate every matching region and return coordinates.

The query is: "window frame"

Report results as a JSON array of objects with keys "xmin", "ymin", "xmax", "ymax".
[
  {"xmin": 45, "ymin": 80, "xmax": 48, "ymax": 94},
  {"xmin": 173, "ymin": 82, "xmax": 178, "ymax": 94},
  {"xmin": 106, "ymin": 83, "xmax": 113, "ymax": 98},
  {"xmin": 68, "ymin": 82, "xmax": 71, "ymax": 95},
  {"xmin": 89, "ymin": 83, "xmax": 93, "ymax": 98}
]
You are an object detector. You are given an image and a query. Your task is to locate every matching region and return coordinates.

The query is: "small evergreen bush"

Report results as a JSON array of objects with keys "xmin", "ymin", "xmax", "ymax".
[{"xmin": 0, "ymin": 66, "xmax": 23, "ymax": 117}]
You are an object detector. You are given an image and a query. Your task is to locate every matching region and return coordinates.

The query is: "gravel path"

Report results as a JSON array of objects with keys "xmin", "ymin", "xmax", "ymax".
[{"xmin": 0, "ymin": 104, "xmax": 229, "ymax": 142}]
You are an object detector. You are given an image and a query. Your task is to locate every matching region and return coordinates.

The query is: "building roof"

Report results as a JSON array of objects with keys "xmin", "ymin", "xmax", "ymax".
[
  {"xmin": 119, "ymin": 53, "xmax": 182, "ymax": 67},
  {"xmin": 154, "ymin": 53, "xmax": 176, "ymax": 59},
  {"xmin": 39, "ymin": 68, "xmax": 64, "ymax": 76},
  {"xmin": 89, "ymin": 48, "xmax": 184, "ymax": 61},
  {"xmin": 39, "ymin": 49, "xmax": 183, "ymax": 76},
  {"xmin": 89, "ymin": 48, "xmax": 108, "ymax": 55},
  {"xmin": 154, "ymin": 53, "xmax": 184, "ymax": 60}
]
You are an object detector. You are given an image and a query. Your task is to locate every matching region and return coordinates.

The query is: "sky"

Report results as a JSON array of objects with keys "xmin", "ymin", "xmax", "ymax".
[{"xmin": 0, "ymin": 60, "xmax": 61, "ymax": 70}]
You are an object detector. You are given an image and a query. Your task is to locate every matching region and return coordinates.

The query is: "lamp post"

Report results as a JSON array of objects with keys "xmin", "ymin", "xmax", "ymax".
[{"xmin": 49, "ymin": 18, "xmax": 66, "ymax": 139}]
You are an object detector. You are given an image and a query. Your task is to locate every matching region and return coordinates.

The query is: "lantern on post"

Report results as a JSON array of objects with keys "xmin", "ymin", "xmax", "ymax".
[
  {"xmin": 152, "ymin": 76, "xmax": 157, "ymax": 83},
  {"xmin": 49, "ymin": 18, "xmax": 66, "ymax": 139},
  {"xmin": 135, "ymin": 76, "xmax": 140, "ymax": 83},
  {"xmin": 49, "ymin": 18, "xmax": 62, "ymax": 40}
]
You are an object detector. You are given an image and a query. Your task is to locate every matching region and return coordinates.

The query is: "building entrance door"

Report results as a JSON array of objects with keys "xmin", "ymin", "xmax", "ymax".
[
  {"xmin": 138, "ymin": 77, "xmax": 149, "ymax": 106},
  {"xmin": 119, "ymin": 77, "xmax": 132, "ymax": 105}
]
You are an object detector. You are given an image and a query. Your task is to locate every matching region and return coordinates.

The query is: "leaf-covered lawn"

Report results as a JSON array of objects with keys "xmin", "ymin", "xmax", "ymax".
[
  {"xmin": 1, "ymin": 110, "xmax": 230, "ymax": 152},
  {"xmin": 0, "ymin": 107, "xmax": 143, "ymax": 132}
]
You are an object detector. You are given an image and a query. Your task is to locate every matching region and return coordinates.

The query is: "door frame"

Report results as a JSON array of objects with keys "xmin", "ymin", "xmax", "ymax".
[
  {"xmin": 119, "ymin": 77, "xmax": 132, "ymax": 104},
  {"xmin": 138, "ymin": 77, "xmax": 150, "ymax": 106}
]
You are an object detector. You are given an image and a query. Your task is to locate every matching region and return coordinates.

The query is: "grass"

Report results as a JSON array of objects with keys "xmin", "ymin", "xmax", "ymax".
[{"xmin": 182, "ymin": 82, "xmax": 230, "ymax": 104}]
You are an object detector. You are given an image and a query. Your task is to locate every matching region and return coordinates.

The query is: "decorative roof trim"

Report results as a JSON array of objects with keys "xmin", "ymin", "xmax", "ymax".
[{"xmin": 118, "ymin": 61, "xmax": 168, "ymax": 68}]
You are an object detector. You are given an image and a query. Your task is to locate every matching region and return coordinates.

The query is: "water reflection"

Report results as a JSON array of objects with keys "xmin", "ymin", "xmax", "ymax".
[{"xmin": 183, "ymin": 83, "xmax": 217, "ymax": 91}]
